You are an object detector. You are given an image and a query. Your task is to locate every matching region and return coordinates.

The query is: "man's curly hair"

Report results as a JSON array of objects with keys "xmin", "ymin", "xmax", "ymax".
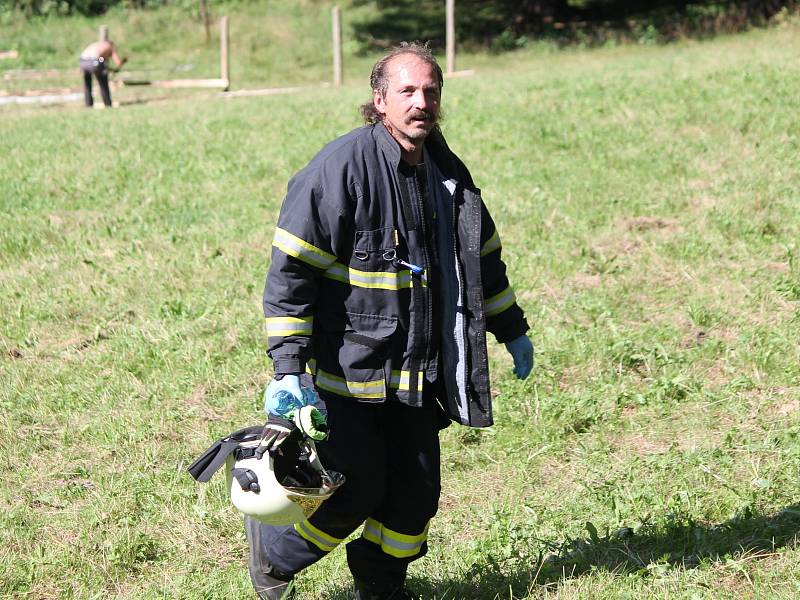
[{"xmin": 360, "ymin": 41, "xmax": 444, "ymax": 124}]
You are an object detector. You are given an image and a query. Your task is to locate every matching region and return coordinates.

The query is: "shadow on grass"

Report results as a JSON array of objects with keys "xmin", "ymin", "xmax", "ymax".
[
  {"xmin": 455, "ymin": 503, "xmax": 799, "ymax": 598},
  {"xmin": 323, "ymin": 503, "xmax": 800, "ymax": 598}
]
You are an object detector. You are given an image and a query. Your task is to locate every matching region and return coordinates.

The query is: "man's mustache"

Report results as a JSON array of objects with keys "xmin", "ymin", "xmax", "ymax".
[{"xmin": 408, "ymin": 110, "xmax": 435, "ymax": 121}]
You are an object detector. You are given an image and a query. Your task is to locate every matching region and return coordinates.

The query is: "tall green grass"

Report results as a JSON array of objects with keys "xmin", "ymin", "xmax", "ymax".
[{"xmin": 1, "ymin": 11, "xmax": 800, "ymax": 600}]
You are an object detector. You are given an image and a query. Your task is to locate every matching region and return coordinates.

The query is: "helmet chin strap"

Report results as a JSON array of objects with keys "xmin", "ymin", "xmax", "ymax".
[{"xmin": 231, "ymin": 467, "xmax": 261, "ymax": 493}]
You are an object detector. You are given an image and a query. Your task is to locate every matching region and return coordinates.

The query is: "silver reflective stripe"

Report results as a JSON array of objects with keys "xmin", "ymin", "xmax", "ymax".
[
  {"xmin": 484, "ymin": 285, "xmax": 516, "ymax": 317},
  {"xmin": 361, "ymin": 518, "xmax": 428, "ymax": 558},
  {"xmin": 324, "ymin": 262, "xmax": 416, "ymax": 290},
  {"xmin": 272, "ymin": 227, "xmax": 336, "ymax": 269},
  {"xmin": 379, "ymin": 535, "xmax": 424, "ymax": 555},
  {"xmin": 311, "ymin": 367, "xmax": 419, "ymax": 399},
  {"xmin": 480, "ymin": 229, "xmax": 501, "ymax": 257},
  {"xmin": 265, "ymin": 316, "xmax": 313, "ymax": 337},
  {"xmin": 363, "ymin": 519, "xmax": 381, "ymax": 541},
  {"xmin": 389, "ymin": 369, "xmax": 423, "ymax": 392},
  {"xmin": 315, "ymin": 368, "xmax": 385, "ymax": 399},
  {"xmin": 294, "ymin": 520, "xmax": 342, "ymax": 552}
]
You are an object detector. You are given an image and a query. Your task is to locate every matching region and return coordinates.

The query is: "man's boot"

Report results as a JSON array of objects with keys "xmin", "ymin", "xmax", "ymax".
[
  {"xmin": 353, "ymin": 579, "xmax": 415, "ymax": 600},
  {"xmin": 244, "ymin": 516, "xmax": 295, "ymax": 600}
]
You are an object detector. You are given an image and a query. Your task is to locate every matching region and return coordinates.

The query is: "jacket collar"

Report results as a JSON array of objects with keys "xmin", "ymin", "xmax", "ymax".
[
  {"xmin": 374, "ymin": 121, "xmax": 402, "ymax": 164},
  {"xmin": 373, "ymin": 121, "xmax": 462, "ymax": 185}
]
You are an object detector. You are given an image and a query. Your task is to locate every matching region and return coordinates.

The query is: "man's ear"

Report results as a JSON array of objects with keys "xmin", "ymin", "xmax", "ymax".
[{"xmin": 373, "ymin": 90, "xmax": 386, "ymax": 115}]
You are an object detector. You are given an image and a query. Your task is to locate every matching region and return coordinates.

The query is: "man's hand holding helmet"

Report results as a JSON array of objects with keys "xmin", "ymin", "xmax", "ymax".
[
  {"xmin": 260, "ymin": 375, "xmax": 328, "ymax": 453},
  {"xmin": 263, "ymin": 374, "xmax": 304, "ymax": 416}
]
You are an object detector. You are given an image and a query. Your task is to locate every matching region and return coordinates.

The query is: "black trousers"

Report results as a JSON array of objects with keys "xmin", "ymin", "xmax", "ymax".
[
  {"xmin": 80, "ymin": 58, "xmax": 112, "ymax": 107},
  {"xmin": 259, "ymin": 385, "xmax": 442, "ymax": 587}
]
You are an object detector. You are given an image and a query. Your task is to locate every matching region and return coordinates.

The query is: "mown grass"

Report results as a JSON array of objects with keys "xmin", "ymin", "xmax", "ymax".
[{"xmin": 2, "ymin": 10, "xmax": 800, "ymax": 600}]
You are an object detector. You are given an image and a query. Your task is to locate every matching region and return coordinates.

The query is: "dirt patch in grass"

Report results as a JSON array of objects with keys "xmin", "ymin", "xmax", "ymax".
[
  {"xmin": 704, "ymin": 566, "xmax": 759, "ymax": 598},
  {"xmin": 579, "ymin": 218, "xmax": 684, "ymax": 276},
  {"xmin": 517, "ymin": 288, "xmax": 541, "ymax": 308},
  {"xmin": 611, "ymin": 432, "xmax": 672, "ymax": 456},
  {"xmin": 440, "ymin": 462, "xmax": 510, "ymax": 512},
  {"xmin": 568, "ymin": 273, "xmax": 603, "ymax": 290},
  {"xmin": 438, "ymin": 464, "xmax": 514, "ymax": 544},
  {"xmin": 769, "ymin": 399, "xmax": 800, "ymax": 417},
  {"xmin": 680, "ymin": 323, "xmax": 739, "ymax": 350},
  {"xmin": 747, "ymin": 290, "xmax": 799, "ymax": 328},
  {"xmin": 680, "ymin": 328, "xmax": 710, "ymax": 349},
  {"xmin": 184, "ymin": 385, "xmax": 226, "ymax": 421},
  {"xmin": 765, "ymin": 261, "xmax": 790, "ymax": 273},
  {"xmin": 613, "ymin": 427, "xmax": 719, "ymax": 456},
  {"xmin": 47, "ymin": 209, "xmax": 106, "ymax": 230},
  {"xmin": 558, "ymin": 361, "xmax": 604, "ymax": 391},
  {"xmin": 709, "ymin": 326, "xmax": 740, "ymax": 344},
  {"xmin": 688, "ymin": 179, "xmax": 713, "ymax": 191},
  {"xmin": 616, "ymin": 401, "xmax": 736, "ymax": 454},
  {"xmin": 689, "ymin": 193, "xmax": 718, "ymax": 213},
  {"xmin": 620, "ymin": 216, "xmax": 681, "ymax": 233},
  {"xmin": 697, "ymin": 361, "xmax": 734, "ymax": 388},
  {"xmin": 24, "ymin": 581, "xmax": 62, "ymax": 600},
  {"xmin": 589, "ymin": 236, "xmax": 641, "ymax": 263}
]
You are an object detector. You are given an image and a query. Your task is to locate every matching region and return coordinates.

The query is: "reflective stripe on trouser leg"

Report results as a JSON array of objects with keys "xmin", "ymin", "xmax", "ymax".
[
  {"xmin": 293, "ymin": 519, "xmax": 344, "ymax": 553},
  {"xmin": 263, "ymin": 519, "xmax": 344, "ymax": 575},
  {"xmin": 345, "ymin": 383, "xmax": 441, "ymax": 585},
  {"xmin": 361, "ymin": 518, "xmax": 429, "ymax": 558}
]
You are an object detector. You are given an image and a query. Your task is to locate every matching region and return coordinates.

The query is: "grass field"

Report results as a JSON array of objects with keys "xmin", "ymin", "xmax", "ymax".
[
  {"xmin": 2, "ymin": 7, "xmax": 800, "ymax": 600},
  {"xmin": 0, "ymin": 0, "xmax": 384, "ymax": 98}
]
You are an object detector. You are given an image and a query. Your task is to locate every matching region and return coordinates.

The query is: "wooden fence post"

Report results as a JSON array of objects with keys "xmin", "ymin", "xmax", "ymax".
[
  {"xmin": 200, "ymin": 0, "xmax": 211, "ymax": 43},
  {"xmin": 220, "ymin": 16, "xmax": 230, "ymax": 91},
  {"xmin": 445, "ymin": 0, "xmax": 455, "ymax": 74},
  {"xmin": 99, "ymin": 25, "xmax": 109, "ymax": 42},
  {"xmin": 332, "ymin": 6, "xmax": 342, "ymax": 86}
]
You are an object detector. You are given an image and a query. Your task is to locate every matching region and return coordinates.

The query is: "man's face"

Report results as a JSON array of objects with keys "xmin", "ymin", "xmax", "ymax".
[{"xmin": 374, "ymin": 54, "xmax": 441, "ymax": 148}]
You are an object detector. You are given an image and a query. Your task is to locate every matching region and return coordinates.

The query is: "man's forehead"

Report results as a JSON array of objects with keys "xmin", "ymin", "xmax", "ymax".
[{"xmin": 385, "ymin": 54, "xmax": 438, "ymax": 84}]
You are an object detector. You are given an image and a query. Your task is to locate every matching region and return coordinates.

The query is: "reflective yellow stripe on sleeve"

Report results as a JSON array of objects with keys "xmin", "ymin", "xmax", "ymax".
[
  {"xmin": 480, "ymin": 229, "xmax": 501, "ymax": 257},
  {"xmin": 361, "ymin": 518, "xmax": 429, "ymax": 558},
  {"xmin": 294, "ymin": 520, "xmax": 343, "ymax": 553},
  {"xmin": 272, "ymin": 227, "xmax": 336, "ymax": 270},
  {"xmin": 265, "ymin": 316, "xmax": 313, "ymax": 338},
  {"xmin": 484, "ymin": 285, "xmax": 517, "ymax": 317}
]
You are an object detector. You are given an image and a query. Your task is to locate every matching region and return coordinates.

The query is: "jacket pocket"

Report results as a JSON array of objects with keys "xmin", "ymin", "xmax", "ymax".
[
  {"xmin": 351, "ymin": 227, "xmax": 396, "ymax": 272},
  {"xmin": 314, "ymin": 311, "xmax": 397, "ymax": 400}
]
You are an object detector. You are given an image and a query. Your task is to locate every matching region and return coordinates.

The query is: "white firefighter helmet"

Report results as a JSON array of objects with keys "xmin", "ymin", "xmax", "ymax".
[{"xmin": 226, "ymin": 432, "xmax": 344, "ymax": 526}]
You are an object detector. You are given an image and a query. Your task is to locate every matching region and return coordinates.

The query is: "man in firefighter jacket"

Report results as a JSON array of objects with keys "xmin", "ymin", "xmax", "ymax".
[{"xmin": 249, "ymin": 42, "xmax": 535, "ymax": 600}]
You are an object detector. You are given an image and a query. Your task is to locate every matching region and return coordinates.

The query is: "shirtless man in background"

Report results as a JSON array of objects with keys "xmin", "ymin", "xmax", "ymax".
[{"xmin": 79, "ymin": 40, "xmax": 126, "ymax": 108}]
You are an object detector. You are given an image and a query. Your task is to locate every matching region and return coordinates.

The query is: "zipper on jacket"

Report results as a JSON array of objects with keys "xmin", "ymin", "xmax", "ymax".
[{"xmin": 412, "ymin": 167, "xmax": 436, "ymax": 370}]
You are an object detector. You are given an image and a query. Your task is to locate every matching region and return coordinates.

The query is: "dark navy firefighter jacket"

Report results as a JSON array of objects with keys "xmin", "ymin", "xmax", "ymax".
[{"xmin": 263, "ymin": 123, "xmax": 529, "ymax": 428}]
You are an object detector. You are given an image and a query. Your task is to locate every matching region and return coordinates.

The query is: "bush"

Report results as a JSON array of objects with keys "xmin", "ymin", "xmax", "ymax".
[{"xmin": 0, "ymin": 0, "xmax": 175, "ymax": 17}]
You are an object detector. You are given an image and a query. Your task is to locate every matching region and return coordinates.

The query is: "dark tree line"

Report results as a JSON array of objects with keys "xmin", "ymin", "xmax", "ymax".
[
  {"xmin": 2, "ymin": 0, "xmax": 796, "ymax": 48},
  {"xmin": 351, "ymin": 0, "xmax": 797, "ymax": 49},
  {"xmin": 0, "ymin": 0, "xmax": 168, "ymax": 17}
]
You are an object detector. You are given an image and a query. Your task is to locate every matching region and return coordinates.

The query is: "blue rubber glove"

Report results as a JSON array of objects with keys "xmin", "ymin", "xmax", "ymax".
[
  {"xmin": 504, "ymin": 335, "xmax": 534, "ymax": 380},
  {"xmin": 263, "ymin": 374, "xmax": 303, "ymax": 417}
]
